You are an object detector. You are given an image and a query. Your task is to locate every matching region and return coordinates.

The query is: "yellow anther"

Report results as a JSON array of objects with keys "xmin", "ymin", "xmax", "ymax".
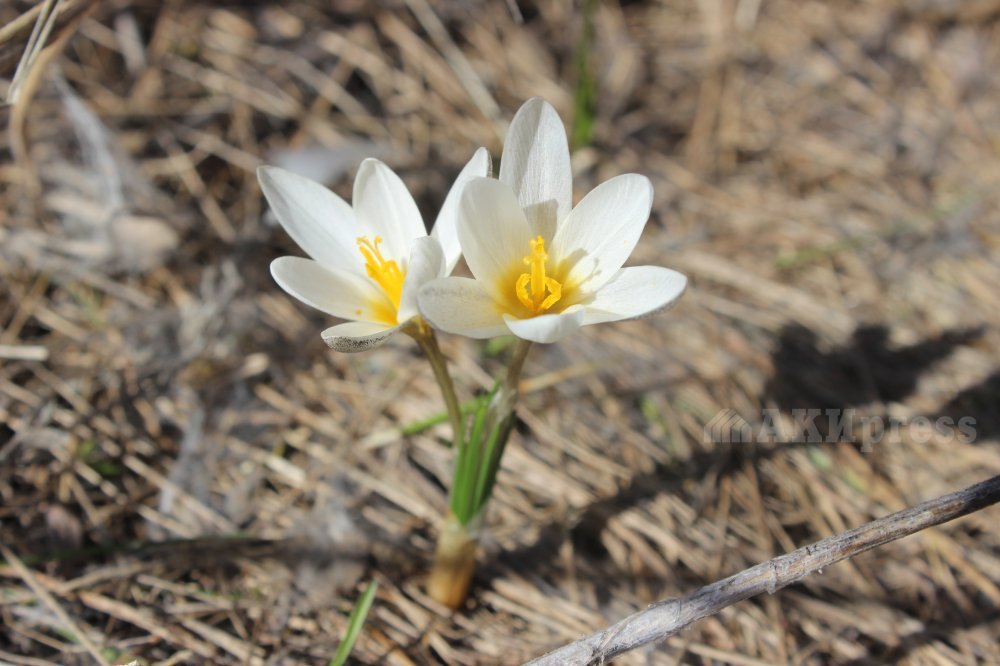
[
  {"xmin": 357, "ymin": 236, "xmax": 404, "ymax": 311},
  {"xmin": 515, "ymin": 236, "xmax": 562, "ymax": 314}
]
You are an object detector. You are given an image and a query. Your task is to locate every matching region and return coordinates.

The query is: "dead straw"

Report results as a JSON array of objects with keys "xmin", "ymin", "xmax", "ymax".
[
  {"xmin": 0, "ymin": 543, "xmax": 113, "ymax": 666},
  {"xmin": 2, "ymin": 1, "xmax": 999, "ymax": 662}
]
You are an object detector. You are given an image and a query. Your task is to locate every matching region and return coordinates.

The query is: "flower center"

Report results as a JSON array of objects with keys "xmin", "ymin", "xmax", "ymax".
[
  {"xmin": 357, "ymin": 236, "xmax": 404, "ymax": 310},
  {"xmin": 515, "ymin": 236, "xmax": 562, "ymax": 314}
]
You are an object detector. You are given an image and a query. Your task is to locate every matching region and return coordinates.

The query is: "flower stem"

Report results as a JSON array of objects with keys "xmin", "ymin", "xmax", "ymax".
[
  {"xmin": 428, "ymin": 339, "xmax": 533, "ymax": 609},
  {"xmin": 426, "ymin": 513, "xmax": 478, "ymax": 610},
  {"xmin": 504, "ymin": 339, "xmax": 533, "ymax": 395},
  {"xmin": 409, "ymin": 320, "xmax": 465, "ymax": 448},
  {"xmin": 479, "ymin": 338, "xmax": 530, "ymax": 469}
]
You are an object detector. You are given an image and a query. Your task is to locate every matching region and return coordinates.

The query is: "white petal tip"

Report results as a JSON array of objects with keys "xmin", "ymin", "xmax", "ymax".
[
  {"xmin": 502, "ymin": 307, "xmax": 585, "ymax": 344},
  {"xmin": 321, "ymin": 325, "xmax": 400, "ymax": 353},
  {"xmin": 582, "ymin": 267, "xmax": 688, "ymax": 326},
  {"xmin": 474, "ymin": 146, "xmax": 494, "ymax": 177},
  {"xmin": 319, "ymin": 319, "xmax": 405, "ymax": 352}
]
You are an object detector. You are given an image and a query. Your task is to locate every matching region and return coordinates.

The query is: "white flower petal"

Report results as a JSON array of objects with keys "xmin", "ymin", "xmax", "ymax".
[
  {"xmin": 398, "ymin": 236, "xmax": 446, "ymax": 322},
  {"xmin": 498, "ymin": 98, "xmax": 572, "ymax": 241},
  {"xmin": 353, "ymin": 158, "xmax": 425, "ymax": 264},
  {"xmin": 553, "ymin": 174, "xmax": 654, "ymax": 293},
  {"xmin": 582, "ymin": 266, "xmax": 687, "ymax": 326},
  {"xmin": 322, "ymin": 320, "xmax": 403, "ymax": 353},
  {"xmin": 457, "ymin": 178, "xmax": 533, "ymax": 300},
  {"xmin": 271, "ymin": 256, "xmax": 389, "ymax": 323},
  {"xmin": 432, "ymin": 147, "xmax": 492, "ymax": 274},
  {"xmin": 258, "ymin": 166, "xmax": 361, "ymax": 274},
  {"xmin": 417, "ymin": 277, "xmax": 509, "ymax": 339},
  {"xmin": 502, "ymin": 306, "xmax": 585, "ymax": 344}
]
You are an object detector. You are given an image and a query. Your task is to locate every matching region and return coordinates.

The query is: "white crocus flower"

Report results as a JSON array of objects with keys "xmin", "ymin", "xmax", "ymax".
[
  {"xmin": 417, "ymin": 99, "xmax": 687, "ymax": 344},
  {"xmin": 260, "ymin": 149, "xmax": 490, "ymax": 351}
]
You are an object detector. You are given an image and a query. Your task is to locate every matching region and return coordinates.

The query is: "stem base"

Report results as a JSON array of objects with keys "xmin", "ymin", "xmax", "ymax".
[{"xmin": 427, "ymin": 516, "xmax": 478, "ymax": 610}]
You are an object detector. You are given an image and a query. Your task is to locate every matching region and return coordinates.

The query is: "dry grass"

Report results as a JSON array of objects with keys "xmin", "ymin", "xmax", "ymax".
[{"xmin": 2, "ymin": 1, "xmax": 999, "ymax": 664}]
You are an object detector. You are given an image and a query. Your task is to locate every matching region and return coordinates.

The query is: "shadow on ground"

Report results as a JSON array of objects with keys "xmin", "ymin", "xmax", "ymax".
[{"xmin": 481, "ymin": 321, "xmax": 987, "ymax": 599}]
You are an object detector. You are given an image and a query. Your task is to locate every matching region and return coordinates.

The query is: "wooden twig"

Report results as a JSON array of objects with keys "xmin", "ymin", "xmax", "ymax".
[{"xmin": 524, "ymin": 475, "xmax": 1000, "ymax": 665}]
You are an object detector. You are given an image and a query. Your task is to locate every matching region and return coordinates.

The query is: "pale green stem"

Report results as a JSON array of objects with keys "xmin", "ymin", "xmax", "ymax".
[
  {"xmin": 409, "ymin": 320, "xmax": 464, "ymax": 448},
  {"xmin": 503, "ymin": 338, "xmax": 533, "ymax": 396},
  {"xmin": 474, "ymin": 338, "xmax": 530, "ymax": 456}
]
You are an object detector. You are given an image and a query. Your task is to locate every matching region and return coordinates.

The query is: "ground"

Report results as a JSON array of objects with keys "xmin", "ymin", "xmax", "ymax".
[{"xmin": 1, "ymin": 0, "xmax": 999, "ymax": 664}]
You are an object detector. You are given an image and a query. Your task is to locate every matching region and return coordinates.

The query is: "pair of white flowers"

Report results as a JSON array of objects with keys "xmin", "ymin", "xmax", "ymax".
[{"xmin": 260, "ymin": 99, "xmax": 687, "ymax": 352}]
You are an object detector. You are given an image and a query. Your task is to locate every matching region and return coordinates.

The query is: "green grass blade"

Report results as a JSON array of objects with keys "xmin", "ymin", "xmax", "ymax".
[
  {"xmin": 401, "ymin": 399, "xmax": 478, "ymax": 437},
  {"xmin": 329, "ymin": 580, "xmax": 378, "ymax": 666},
  {"xmin": 471, "ymin": 411, "xmax": 515, "ymax": 516},
  {"xmin": 571, "ymin": 0, "xmax": 598, "ymax": 150},
  {"xmin": 451, "ymin": 392, "xmax": 492, "ymax": 524}
]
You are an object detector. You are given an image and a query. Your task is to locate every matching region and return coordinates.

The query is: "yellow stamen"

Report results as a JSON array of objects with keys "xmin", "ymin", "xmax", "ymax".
[
  {"xmin": 515, "ymin": 236, "xmax": 562, "ymax": 314},
  {"xmin": 357, "ymin": 236, "xmax": 405, "ymax": 311}
]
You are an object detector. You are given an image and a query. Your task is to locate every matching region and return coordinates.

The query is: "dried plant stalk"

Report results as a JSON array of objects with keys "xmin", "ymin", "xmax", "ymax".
[{"xmin": 525, "ymin": 475, "xmax": 1000, "ymax": 665}]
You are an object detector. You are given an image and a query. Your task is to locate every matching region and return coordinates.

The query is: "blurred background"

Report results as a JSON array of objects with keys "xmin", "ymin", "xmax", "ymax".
[{"xmin": 1, "ymin": 0, "xmax": 999, "ymax": 664}]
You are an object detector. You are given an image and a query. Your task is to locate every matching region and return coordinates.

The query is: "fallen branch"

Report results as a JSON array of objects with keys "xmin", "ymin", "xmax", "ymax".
[{"xmin": 524, "ymin": 474, "xmax": 1000, "ymax": 665}]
